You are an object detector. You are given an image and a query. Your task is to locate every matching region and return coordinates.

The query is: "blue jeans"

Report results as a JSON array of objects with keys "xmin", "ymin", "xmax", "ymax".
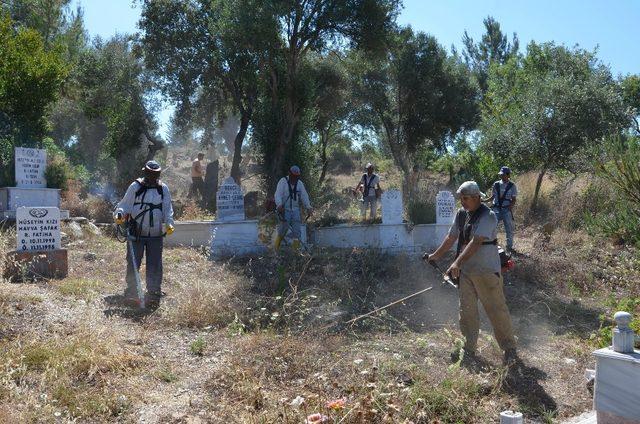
[
  {"xmin": 493, "ymin": 207, "xmax": 514, "ymax": 250},
  {"xmin": 277, "ymin": 209, "xmax": 302, "ymax": 240}
]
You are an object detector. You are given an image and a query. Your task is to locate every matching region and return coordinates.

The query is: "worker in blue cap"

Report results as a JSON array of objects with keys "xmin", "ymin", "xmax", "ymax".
[
  {"xmin": 273, "ymin": 165, "xmax": 313, "ymax": 251},
  {"xmin": 483, "ymin": 166, "xmax": 517, "ymax": 254},
  {"xmin": 114, "ymin": 160, "xmax": 174, "ymax": 309}
]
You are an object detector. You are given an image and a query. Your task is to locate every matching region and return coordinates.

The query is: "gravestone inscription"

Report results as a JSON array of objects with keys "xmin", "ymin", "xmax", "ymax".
[
  {"xmin": 16, "ymin": 207, "xmax": 61, "ymax": 251},
  {"xmin": 216, "ymin": 177, "xmax": 245, "ymax": 222},
  {"xmin": 436, "ymin": 191, "xmax": 456, "ymax": 224},
  {"xmin": 15, "ymin": 147, "xmax": 47, "ymax": 188},
  {"xmin": 381, "ymin": 190, "xmax": 403, "ymax": 224}
]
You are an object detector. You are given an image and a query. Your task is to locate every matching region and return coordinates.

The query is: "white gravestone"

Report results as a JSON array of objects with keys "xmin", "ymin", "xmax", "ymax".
[
  {"xmin": 436, "ymin": 191, "xmax": 456, "ymax": 224},
  {"xmin": 15, "ymin": 147, "xmax": 47, "ymax": 188},
  {"xmin": 381, "ymin": 190, "xmax": 403, "ymax": 224},
  {"xmin": 16, "ymin": 207, "xmax": 61, "ymax": 251},
  {"xmin": 216, "ymin": 177, "xmax": 245, "ymax": 222}
]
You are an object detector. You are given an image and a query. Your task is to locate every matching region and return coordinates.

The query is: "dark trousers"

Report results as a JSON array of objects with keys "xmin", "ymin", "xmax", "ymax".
[
  {"xmin": 188, "ymin": 176, "xmax": 205, "ymax": 199},
  {"xmin": 125, "ymin": 237, "xmax": 163, "ymax": 299}
]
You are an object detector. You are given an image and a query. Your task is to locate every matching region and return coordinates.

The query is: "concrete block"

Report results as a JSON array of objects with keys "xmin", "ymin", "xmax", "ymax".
[
  {"xmin": 593, "ymin": 348, "xmax": 640, "ymax": 423},
  {"xmin": 3, "ymin": 249, "xmax": 68, "ymax": 281}
]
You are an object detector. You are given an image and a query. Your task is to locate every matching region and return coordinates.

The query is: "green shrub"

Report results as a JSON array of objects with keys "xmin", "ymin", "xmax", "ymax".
[
  {"xmin": 45, "ymin": 154, "xmax": 74, "ymax": 191},
  {"xmin": 407, "ymin": 198, "xmax": 436, "ymax": 224},
  {"xmin": 584, "ymin": 203, "xmax": 640, "ymax": 246}
]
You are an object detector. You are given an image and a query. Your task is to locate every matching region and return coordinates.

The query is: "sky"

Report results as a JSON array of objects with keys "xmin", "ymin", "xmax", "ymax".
[{"xmin": 78, "ymin": 0, "xmax": 640, "ymax": 134}]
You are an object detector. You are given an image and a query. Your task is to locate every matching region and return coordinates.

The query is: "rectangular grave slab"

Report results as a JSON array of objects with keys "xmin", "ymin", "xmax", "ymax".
[{"xmin": 4, "ymin": 249, "xmax": 68, "ymax": 281}]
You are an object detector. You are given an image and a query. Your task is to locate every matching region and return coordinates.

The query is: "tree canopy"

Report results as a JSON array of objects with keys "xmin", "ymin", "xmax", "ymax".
[{"xmin": 481, "ymin": 42, "xmax": 629, "ymax": 209}]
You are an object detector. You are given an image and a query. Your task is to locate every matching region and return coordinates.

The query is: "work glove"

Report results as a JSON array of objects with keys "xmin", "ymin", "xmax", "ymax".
[
  {"xmin": 114, "ymin": 212, "xmax": 125, "ymax": 225},
  {"xmin": 166, "ymin": 224, "xmax": 175, "ymax": 235}
]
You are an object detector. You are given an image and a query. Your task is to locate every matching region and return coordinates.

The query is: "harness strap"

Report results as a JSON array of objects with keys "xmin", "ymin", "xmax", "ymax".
[
  {"xmin": 494, "ymin": 181, "xmax": 513, "ymax": 208},
  {"xmin": 286, "ymin": 177, "xmax": 298, "ymax": 209},
  {"xmin": 455, "ymin": 204, "xmax": 494, "ymax": 258},
  {"xmin": 363, "ymin": 173, "xmax": 378, "ymax": 197}
]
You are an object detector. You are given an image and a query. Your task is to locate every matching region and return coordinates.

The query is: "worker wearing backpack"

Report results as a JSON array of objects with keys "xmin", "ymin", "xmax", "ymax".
[
  {"xmin": 354, "ymin": 163, "xmax": 382, "ymax": 220},
  {"xmin": 484, "ymin": 166, "xmax": 517, "ymax": 254},
  {"xmin": 274, "ymin": 165, "xmax": 313, "ymax": 251},
  {"xmin": 114, "ymin": 160, "xmax": 174, "ymax": 309}
]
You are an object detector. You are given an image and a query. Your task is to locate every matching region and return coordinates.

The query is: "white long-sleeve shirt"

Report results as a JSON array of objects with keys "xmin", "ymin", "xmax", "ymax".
[
  {"xmin": 274, "ymin": 177, "xmax": 311, "ymax": 212},
  {"xmin": 114, "ymin": 179, "xmax": 174, "ymax": 237}
]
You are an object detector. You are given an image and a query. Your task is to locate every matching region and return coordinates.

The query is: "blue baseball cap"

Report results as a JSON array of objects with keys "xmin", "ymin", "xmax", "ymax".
[
  {"xmin": 498, "ymin": 166, "xmax": 511, "ymax": 175},
  {"xmin": 289, "ymin": 165, "xmax": 301, "ymax": 175}
]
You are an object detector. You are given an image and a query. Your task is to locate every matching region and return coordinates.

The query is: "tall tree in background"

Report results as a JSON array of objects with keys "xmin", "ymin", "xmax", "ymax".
[
  {"xmin": 2, "ymin": 0, "xmax": 85, "ymax": 59},
  {"xmin": 352, "ymin": 27, "xmax": 479, "ymax": 197},
  {"xmin": 140, "ymin": 0, "xmax": 273, "ymax": 183},
  {"xmin": 74, "ymin": 36, "xmax": 162, "ymax": 190},
  {"xmin": 481, "ymin": 42, "xmax": 628, "ymax": 210},
  {"xmin": 254, "ymin": 0, "xmax": 400, "ymax": 193},
  {"xmin": 0, "ymin": 12, "xmax": 67, "ymax": 186},
  {"xmin": 462, "ymin": 16, "xmax": 519, "ymax": 95},
  {"xmin": 309, "ymin": 52, "xmax": 351, "ymax": 185},
  {"xmin": 621, "ymin": 74, "xmax": 640, "ymax": 135}
]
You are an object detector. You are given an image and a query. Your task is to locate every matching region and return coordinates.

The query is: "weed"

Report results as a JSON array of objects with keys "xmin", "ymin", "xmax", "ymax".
[
  {"xmin": 190, "ymin": 336, "xmax": 206, "ymax": 356},
  {"xmin": 154, "ymin": 366, "xmax": 178, "ymax": 383},
  {"xmin": 54, "ymin": 278, "xmax": 102, "ymax": 300}
]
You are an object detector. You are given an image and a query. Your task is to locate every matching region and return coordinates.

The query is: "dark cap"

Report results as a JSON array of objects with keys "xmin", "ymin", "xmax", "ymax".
[
  {"xmin": 142, "ymin": 160, "xmax": 162, "ymax": 172},
  {"xmin": 498, "ymin": 166, "xmax": 511, "ymax": 175}
]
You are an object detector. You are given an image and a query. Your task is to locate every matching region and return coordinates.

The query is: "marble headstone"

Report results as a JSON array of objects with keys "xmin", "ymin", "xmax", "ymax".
[
  {"xmin": 436, "ymin": 191, "xmax": 456, "ymax": 224},
  {"xmin": 16, "ymin": 207, "xmax": 61, "ymax": 251},
  {"xmin": 381, "ymin": 190, "xmax": 403, "ymax": 224},
  {"xmin": 15, "ymin": 147, "xmax": 47, "ymax": 188},
  {"xmin": 216, "ymin": 177, "xmax": 245, "ymax": 222}
]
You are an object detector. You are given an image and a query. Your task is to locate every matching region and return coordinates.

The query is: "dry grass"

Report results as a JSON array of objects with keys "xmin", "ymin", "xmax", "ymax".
[
  {"xmin": 50, "ymin": 277, "xmax": 103, "ymax": 300},
  {"xmin": 0, "ymin": 325, "xmax": 146, "ymax": 421},
  {"xmin": 204, "ymin": 331, "xmax": 512, "ymax": 423},
  {"xmin": 62, "ymin": 192, "xmax": 115, "ymax": 223}
]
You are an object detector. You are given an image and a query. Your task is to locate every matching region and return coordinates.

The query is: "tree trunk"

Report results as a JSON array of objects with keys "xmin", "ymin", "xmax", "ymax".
[
  {"xmin": 230, "ymin": 113, "xmax": 250, "ymax": 185},
  {"xmin": 531, "ymin": 168, "xmax": 547, "ymax": 211},
  {"xmin": 318, "ymin": 130, "xmax": 329, "ymax": 185}
]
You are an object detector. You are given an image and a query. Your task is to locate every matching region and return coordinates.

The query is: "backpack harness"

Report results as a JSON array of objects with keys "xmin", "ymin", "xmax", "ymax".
[
  {"xmin": 493, "ymin": 181, "xmax": 514, "ymax": 209},
  {"xmin": 129, "ymin": 178, "xmax": 164, "ymax": 238},
  {"xmin": 362, "ymin": 173, "xmax": 377, "ymax": 197},
  {"xmin": 286, "ymin": 177, "xmax": 299, "ymax": 209},
  {"xmin": 455, "ymin": 204, "xmax": 498, "ymax": 258}
]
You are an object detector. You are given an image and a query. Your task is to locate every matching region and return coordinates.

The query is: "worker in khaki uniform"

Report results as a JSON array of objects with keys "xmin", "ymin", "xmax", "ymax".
[
  {"xmin": 274, "ymin": 165, "xmax": 313, "ymax": 251},
  {"xmin": 425, "ymin": 181, "xmax": 517, "ymax": 364}
]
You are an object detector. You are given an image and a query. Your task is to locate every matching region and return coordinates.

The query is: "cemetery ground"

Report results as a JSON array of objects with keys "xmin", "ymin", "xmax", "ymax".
[{"xmin": 1, "ymin": 220, "xmax": 640, "ymax": 423}]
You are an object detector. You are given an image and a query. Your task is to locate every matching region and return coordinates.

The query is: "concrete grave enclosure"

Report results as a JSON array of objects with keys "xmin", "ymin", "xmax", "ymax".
[
  {"xmin": 167, "ymin": 188, "xmax": 455, "ymax": 256},
  {"xmin": 167, "ymin": 220, "xmax": 448, "ymax": 256}
]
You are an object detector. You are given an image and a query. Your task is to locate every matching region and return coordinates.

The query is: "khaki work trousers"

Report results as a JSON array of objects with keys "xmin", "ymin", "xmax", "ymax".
[{"xmin": 459, "ymin": 272, "xmax": 516, "ymax": 352}]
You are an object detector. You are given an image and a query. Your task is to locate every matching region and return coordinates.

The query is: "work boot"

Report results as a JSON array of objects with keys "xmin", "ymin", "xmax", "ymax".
[
  {"xmin": 503, "ymin": 348, "xmax": 519, "ymax": 365},
  {"xmin": 121, "ymin": 290, "xmax": 141, "ymax": 307},
  {"xmin": 144, "ymin": 292, "xmax": 162, "ymax": 311}
]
